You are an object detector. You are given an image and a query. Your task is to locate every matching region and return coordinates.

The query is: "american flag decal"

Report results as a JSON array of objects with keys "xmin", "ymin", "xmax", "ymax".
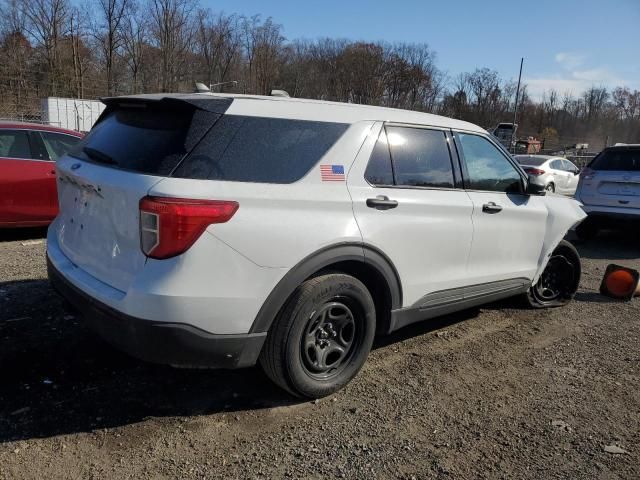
[{"xmin": 320, "ymin": 164, "xmax": 345, "ymax": 182}]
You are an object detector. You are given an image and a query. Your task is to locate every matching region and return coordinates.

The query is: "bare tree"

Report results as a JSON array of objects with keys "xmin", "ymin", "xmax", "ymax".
[
  {"xmin": 148, "ymin": 0, "xmax": 196, "ymax": 91},
  {"xmin": 94, "ymin": 0, "xmax": 130, "ymax": 95},
  {"xmin": 195, "ymin": 10, "xmax": 240, "ymax": 89},
  {"xmin": 21, "ymin": 0, "xmax": 70, "ymax": 95},
  {"xmin": 121, "ymin": 0, "xmax": 147, "ymax": 93}
]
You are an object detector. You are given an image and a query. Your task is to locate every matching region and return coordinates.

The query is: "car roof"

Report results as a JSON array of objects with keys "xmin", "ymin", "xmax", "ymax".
[
  {"xmin": 0, "ymin": 121, "xmax": 82, "ymax": 136},
  {"xmin": 606, "ymin": 144, "xmax": 640, "ymax": 150},
  {"xmin": 102, "ymin": 93, "xmax": 487, "ymax": 134}
]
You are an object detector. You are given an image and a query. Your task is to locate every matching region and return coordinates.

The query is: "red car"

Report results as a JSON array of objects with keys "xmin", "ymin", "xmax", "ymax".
[{"xmin": 0, "ymin": 122, "xmax": 83, "ymax": 227}]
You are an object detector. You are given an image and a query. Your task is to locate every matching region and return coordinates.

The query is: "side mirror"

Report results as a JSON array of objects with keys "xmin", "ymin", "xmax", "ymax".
[{"xmin": 525, "ymin": 180, "xmax": 546, "ymax": 195}]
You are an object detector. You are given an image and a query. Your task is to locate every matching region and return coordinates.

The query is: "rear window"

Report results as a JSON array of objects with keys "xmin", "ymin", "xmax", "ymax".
[
  {"xmin": 70, "ymin": 105, "xmax": 220, "ymax": 175},
  {"xmin": 173, "ymin": 116, "xmax": 348, "ymax": 183},
  {"xmin": 590, "ymin": 149, "xmax": 640, "ymax": 171},
  {"xmin": 515, "ymin": 156, "xmax": 546, "ymax": 166}
]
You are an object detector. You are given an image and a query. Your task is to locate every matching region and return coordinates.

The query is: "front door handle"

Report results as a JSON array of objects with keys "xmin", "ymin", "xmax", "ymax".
[
  {"xmin": 366, "ymin": 195, "xmax": 398, "ymax": 210},
  {"xmin": 482, "ymin": 202, "xmax": 503, "ymax": 214}
]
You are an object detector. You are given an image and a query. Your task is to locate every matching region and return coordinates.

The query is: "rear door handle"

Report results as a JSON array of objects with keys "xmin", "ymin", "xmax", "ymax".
[
  {"xmin": 482, "ymin": 202, "xmax": 503, "ymax": 214},
  {"xmin": 366, "ymin": 195, "xmax": 398, "ymax": 210}
]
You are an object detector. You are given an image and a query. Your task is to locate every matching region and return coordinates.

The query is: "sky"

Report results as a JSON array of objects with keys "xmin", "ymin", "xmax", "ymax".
[{"xmin": 202, "ymin": 0, "xmax": 640, "ymax": 100}]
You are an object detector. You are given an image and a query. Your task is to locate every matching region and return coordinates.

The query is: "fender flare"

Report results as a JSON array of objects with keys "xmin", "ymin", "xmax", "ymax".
[{"xmin": 249, "ymin": 242, "xmax": 402, "ymax": 333}]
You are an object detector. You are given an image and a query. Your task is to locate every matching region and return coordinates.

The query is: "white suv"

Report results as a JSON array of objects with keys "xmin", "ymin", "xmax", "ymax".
[
  {"xmin": 574, "ymin": 144, "xmax": 640, "ymax": 239},
  {"xmin": 47, "ymin": 93, "xmax": 586, "ymax": 398}
]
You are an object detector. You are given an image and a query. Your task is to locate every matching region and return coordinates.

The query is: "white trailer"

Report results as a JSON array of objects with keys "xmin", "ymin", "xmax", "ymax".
[{"xmin": 41, "ymin": 97, "xmax": 105, "ymax": 132}]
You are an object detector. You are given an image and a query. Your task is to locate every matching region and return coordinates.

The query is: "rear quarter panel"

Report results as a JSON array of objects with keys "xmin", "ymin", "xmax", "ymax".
[{"xmin": 148, "ymin": 121, "xmax": 375, "ymax": 268}]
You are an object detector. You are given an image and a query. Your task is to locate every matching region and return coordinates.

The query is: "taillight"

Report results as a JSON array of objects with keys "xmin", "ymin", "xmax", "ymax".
[
  {"xmin": 139, "ymin": 196, "xmax": 239, "ymax": 259},
  {"xmin": 525, "ymin": 168, "xmax": 546, "ymax": 176}
]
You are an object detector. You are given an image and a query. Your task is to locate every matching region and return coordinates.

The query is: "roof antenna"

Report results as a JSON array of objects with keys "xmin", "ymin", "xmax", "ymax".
[
  {"xmin": 194, "ymin": 82, "xmax": 210, "ymax": 93},
  {"xmin": 270, "ymin": 89, "xmax": 290, "ymax": 98}
]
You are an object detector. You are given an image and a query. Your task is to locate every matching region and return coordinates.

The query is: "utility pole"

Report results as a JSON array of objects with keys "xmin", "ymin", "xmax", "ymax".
[{"xmin": 510, "ymin": 57, "xmax": 524, "ymax": 153}]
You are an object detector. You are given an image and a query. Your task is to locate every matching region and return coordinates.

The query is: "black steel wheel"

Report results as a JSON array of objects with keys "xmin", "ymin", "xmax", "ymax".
[
  {"xmin": 301, "ymin": 300, "xmax": 361, "ymax": 380},
  {"xmin": 526, "ymin": 240, "xmax": 581, "ymax": 308},
  {"xmin": 260, "ymin": 273, "xmax": 376, "ymax": 398}
]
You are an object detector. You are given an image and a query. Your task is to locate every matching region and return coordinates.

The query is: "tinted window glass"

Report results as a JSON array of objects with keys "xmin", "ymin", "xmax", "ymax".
[
  {"xmin": 364, "ymin": 128, "xmax": 394, "ymax": 186},
  {"xmin": 515, "ymin": 156, "xmax": 546, "ymax": 166},
  {"xmin": 458, "ymin": 133, "xmax": 523, "ymax": 193},
  {"xmin": 40, "ymin": 132, "xmax": 81, "ymax": 161},
  {"xmin": 70, "ymin": 105, "xmax": 219, "ymax": 175},
  {"xmin": 175, "ymin": 116, "xmax": 348, "ymax": 184},
  {"xmin": 387, "ymin": 126, "xmax": 454, "ymax": 188},
  {"xmin": 590, "ymin": 149, "xmax": 640, "ymax": 171},
  {"xmin": 550, "ymin": 159, "xmax": 564, "ymax": 170},
  {"xmin": 0, "ymin": 130, "xmax": 31, "ymax": 159},
  {"xmin": 561, "ymin": 159, "xmax": 577, "ymax": 172}
]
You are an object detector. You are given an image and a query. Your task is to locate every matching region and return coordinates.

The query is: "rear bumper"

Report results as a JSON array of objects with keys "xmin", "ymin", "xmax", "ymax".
[{"xmin": 47, "ymin": 256, "xmax": 266, "ymax": 369}]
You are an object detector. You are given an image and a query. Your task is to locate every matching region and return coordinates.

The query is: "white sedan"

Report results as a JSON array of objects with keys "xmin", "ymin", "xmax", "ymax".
[{"xmin": 515, "ymin": 155, "xmax": 580, "ymax": 195}]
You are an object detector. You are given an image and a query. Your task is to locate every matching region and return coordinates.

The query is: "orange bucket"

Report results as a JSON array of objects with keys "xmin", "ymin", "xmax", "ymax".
[{"xmin": 600, "ymin": 264, "xmax": 640, "ymax": 300}]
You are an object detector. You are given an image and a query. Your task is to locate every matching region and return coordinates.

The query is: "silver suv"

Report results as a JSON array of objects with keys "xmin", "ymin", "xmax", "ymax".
[{"xmin": 575, "ymin": 144, "xmax": 640, "ymax": 239}]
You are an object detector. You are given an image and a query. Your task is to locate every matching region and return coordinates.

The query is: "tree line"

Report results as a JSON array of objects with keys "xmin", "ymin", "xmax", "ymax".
[{"xmin": 1, "ymin": 0, "xmax": 638, "ymax": 148}]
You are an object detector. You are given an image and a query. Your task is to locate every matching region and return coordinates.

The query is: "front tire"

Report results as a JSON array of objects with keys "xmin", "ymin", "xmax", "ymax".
[
  {"xmin": 260, "ymin": 274, "xmax": 376, "ymax": 398},
  {"xmin": 525, "ymin": 239, "xmax": 581, "ymax": 308}
]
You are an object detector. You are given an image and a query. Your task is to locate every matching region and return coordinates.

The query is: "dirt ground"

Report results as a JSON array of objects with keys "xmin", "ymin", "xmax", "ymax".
[{"xmin": 0, "ymin": 227, "xmax": 638, "ymax": 479}]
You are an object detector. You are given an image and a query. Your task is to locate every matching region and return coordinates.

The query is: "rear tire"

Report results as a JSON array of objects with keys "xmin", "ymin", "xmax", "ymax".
[
  {"xmin": 545, "ymin": 183, "xmax": 555, "ymax": 193},
  {"xmin": 525, "ymin": 240, "xmax": 581, "ymax": 308},
  {"xmin": 259, "ymin": 274, "xmax": 376, "ymax": 398}
]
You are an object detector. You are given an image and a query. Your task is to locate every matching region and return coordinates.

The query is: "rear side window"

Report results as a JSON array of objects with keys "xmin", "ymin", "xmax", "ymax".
[
  {"xmin": 387, "ymin": 126, "xmax": 454, "ymax": 188},
  {"xmin": 590, "ymin": 149, "xmax": 640, "ymax": 171},
  {"xmin": 364, "ymin": 126, "xmax": 455, "ymax": 188},
  {"xmin": 0, "ymin": 130, "xmax": 32, "ymax": 159},
  {"xmin": 40, "ymin": 132, "xmax": 81, "ymax": 161},
  {"xmin": 70, "ymin": 105, "xmax": 220, "ymax": 175},
  {"xmin": 174, "ymin": 116, "xmax": 348, "ymax": 183},
  {"xmin": 364, "ymin": 128, "xmax": 394, "ymax": 186}
]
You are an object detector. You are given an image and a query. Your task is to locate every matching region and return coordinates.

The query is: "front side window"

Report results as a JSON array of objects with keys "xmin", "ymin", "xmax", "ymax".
[
  {"xmin": 561, "ymin": 159, "xmax": 577, "ymax": 172},
  {"xmin": 364, "ymin": 125, "xmax": 455, "ymax": 189},
  {"xmin": 457, "ymin": 133, "xmax": 523, "ymax": 193},
  {"xmin": 387, "ymin": 126, "xmax": 454, "ymax": 188},
  {"xmin": 40, "ymin": 132, "xmax": 81, "ymax": 161},
  {"xmin": 0, "ymin": 130, "xmax": 32, "ymax": 159},
  {"xmin": 550, "ymin": 159, "xmax": 564, "ymax": 170}
]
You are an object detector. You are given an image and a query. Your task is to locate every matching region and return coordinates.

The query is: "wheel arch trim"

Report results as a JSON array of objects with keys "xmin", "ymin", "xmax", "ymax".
[{"xmin": 249, "ymin": 242, "xmax": 402, "ymax": 334}]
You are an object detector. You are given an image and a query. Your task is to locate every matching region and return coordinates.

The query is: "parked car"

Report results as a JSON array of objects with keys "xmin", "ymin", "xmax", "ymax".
[
  {"xmin": 574, "ymin": 144, "xmax": 640, "ymax": 239},
  {"xmin": 0, "ymin": 122, "xmax": 83, "ymax": 227},
  {"xmin": 47, "ymin": 93, "xmax": 586, "ymax": 398},
  {"xmin": 515, "ymin": 155, "xmax": 580, "ymax": 195}
]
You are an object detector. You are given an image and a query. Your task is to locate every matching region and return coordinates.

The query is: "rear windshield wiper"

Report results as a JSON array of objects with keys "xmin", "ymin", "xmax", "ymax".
[{"xmin": 83, "ymin": 146, "xmax": 117, "ymax": 165}]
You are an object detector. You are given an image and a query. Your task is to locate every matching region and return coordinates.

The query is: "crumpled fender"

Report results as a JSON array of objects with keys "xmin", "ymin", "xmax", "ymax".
[{"xmin": 532, "ymin": 196, "xmax": 587, "ymax": 284}]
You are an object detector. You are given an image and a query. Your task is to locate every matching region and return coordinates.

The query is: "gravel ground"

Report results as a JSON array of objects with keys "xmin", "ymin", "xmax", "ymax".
[{"xmin": 0, "ymin": 227, "xmax": 638, "ymax": 479}]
